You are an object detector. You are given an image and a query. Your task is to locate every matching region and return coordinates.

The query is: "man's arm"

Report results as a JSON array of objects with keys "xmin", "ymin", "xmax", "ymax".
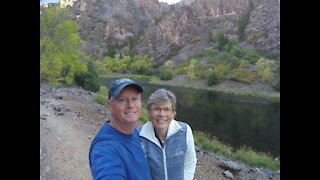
[{"xmin": 89, "ymin": 142, "xmax": 126, "ymax": 180}]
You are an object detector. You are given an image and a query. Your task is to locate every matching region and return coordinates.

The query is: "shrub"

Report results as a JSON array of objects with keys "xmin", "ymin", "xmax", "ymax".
[
  {"xmin": 194, "ymin": 64, "xmax": 208, "ymax": 80},
  {"xmin": 230, "ymin": 69, "xmax": 256, "ymax": 83},
  {"xmin": 103, "ymin": 55, "xmax": 130, "ymax": 73},
  {"xmin": 169, "ymin": 43, "xmax": 182, "ymax": 57},
  {"xmin": 187, "ymin": 58, "xmax": 198, "ymax": 80},
  {"xmin": 75, "ymin": 61, "xmax": 101, "ymax": 92},
  {"xmin": 189, "ymin": 35, "xmax": 202, "ymax": 43},
  {"xmin": 159, "ymin": 68, "xmax": 173, "ymax": 80},
  {"xmin": 130, "ymin": 55, "xmax": 154, "ymax": 75},
  {"xmin": 255, "ymin": 58, "xmax": 276, "ymax": 84},
  {"xmin": 214, "ymin": 32, "xmax": 229, "ymax": 50},
  {"xmin": 271, "ymin": 65, "xmax": 280, "ymax": 91},
  {"xmin": 272, "ymin": 78, "xmax": 280, "ymax": 91},
  {"xmin": 93, "ymin": 95, "xmax": 106, "ymax": 106},
  {"xmin": 98, "ymin": 85, "xmax": 108, "ymax": 96},
  {"xmin": 255, "ymin": 49, "xmax": 279, "ymax": 61},
  {"xmin": 229, "ymin": 45, "xmax": 260, "ymax": 63},
  {"xmin": 246, "ymin": 33, "xmax": 262, "ymax": 44},
  {"xmin": 75, "ymin": 72, "xmax": 101, "ymax": 92},
  {"xmin": 207, "ymin": 71, "xmax": 221, "ymax": 86},
  {"xmin": 238, "ymin": 0, "xmax": 253, "ymax": 41}
]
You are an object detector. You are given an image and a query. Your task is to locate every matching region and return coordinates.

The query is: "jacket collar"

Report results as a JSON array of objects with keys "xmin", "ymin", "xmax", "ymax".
[{"xmin": 139, "ymin": 120, "xmax": 182, "ymax": 147}]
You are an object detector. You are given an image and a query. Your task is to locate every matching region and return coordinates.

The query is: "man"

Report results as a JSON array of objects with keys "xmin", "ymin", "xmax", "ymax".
[{"xmin": 89, "ymin": 78, "xmax": 152, "ymax": 180}]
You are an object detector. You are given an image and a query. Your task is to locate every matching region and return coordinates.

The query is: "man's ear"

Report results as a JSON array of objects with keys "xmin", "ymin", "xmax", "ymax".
[{"xmin": 107, "ymin": 100, "xmax": 113, "ymax": 111}]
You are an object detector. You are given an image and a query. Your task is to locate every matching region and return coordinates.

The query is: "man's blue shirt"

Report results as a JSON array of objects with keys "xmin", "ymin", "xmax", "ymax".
[{"xmin": 89, "ymin": 122, "xmax": 152, "ymax": 180}]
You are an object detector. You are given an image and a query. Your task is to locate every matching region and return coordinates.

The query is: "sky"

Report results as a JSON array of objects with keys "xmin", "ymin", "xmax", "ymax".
[
  {"xmin": 40, "ymin": 0, "xmax": 181, "ymax": 5},
  {"xmin": 158, "ymin": 0, "xmax": 181, "ymax": 4}
]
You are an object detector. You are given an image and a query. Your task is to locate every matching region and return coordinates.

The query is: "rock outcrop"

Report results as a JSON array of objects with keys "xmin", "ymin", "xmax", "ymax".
[{"xmin": 67, "ymin": 0, "xmax": 279, "ymax": 63}]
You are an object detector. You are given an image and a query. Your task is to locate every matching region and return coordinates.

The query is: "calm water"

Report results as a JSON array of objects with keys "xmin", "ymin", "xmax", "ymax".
[{"xmin": 101, "ymin": 77, "xmax": 280, "ymax": 158}]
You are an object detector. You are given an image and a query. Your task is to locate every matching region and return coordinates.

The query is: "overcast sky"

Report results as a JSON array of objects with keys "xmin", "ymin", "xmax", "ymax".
[
  {"xmin": 40, "ymin": 0, "xmax": 181, "ymax": 5},
  {"xmin": 158, "ymin": 0, "xmax": 181, "ymax": 4}
]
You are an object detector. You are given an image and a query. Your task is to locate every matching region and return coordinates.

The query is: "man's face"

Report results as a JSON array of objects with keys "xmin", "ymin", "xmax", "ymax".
[
  {"xmin": 148, "ymin": 101, "xmax": 174, "ymax": 132},
  {"xmin": 108, "ymin": 86, "xmax": 142, "ymax": 125}
]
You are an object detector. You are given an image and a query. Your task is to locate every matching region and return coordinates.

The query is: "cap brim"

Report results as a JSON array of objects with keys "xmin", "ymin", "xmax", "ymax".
[{"xmin": 110, "ymin": 83, "xmax": 143, "ymax": 99}]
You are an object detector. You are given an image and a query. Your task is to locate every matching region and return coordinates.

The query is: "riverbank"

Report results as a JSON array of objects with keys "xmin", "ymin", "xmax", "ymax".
[
  {"xmin": 40, "ymin": 84, "xmax": 280, "ymax": 179},
  {"xmin": 101, "ymin": 73, "xmax": 280, "ymax": 102}
]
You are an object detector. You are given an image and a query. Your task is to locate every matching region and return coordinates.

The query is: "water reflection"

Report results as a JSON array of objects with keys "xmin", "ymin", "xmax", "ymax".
[{"xmin": 101, "ymin": 78, "xmax": 280, "ymax": 157}]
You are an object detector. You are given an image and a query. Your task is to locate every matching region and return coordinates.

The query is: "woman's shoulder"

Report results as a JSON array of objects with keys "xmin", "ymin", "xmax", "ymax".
[
  {"xmin": 136, "ymin": 121, "xmax": 152, "ymax": 133},
  {"xmin": 174, "ymin": 120, "xmax": 189, "ymax": 128}
]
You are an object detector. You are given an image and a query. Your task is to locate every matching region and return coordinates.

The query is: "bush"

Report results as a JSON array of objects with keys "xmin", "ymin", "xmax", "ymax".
[
  {"xmin": 207, "ymin": 71, "xmax": 221, "ymax": 86},
  {"xmin": 159, "ymin": 68, "xmax": 173, "ymax": 80},
  {"xmin": 230, "ymin": 69, "xmax": 256, "ymax": 83},
  {"xmin": 98, "ymin": 85, "xmax": 108, "ymax": 96},
  {"xmin": 237, "ymin": 0, "xmax": 253, "ymax": 41},
  {"xmin": 130, "ymin": 55, "xmax": 154, "ymax": 75},
  {"xmin": 229, "ymin": 45, "xmax": 260, "ymax": 63},
  {"xmin": 271, "ymin": 65, "xmax": 280, "ymax": 91},
  {"xmin": 214, "ymin": 32, "xmax": 229, "ymax": 50},
  {"xmin": 103, "ymin": 55, "xmax": 129, "ymax": 73},
  {"xmin": 272, "ymin": 78, "xmax": 280, "ymax": 92},
  {"xmin": 75, "ymin": 61, "xmax": 101, "ymax": 92},
  {"xmin": 93, "ymin": 95, "xmax": 106, "ymax": 106},
  {"xmin": 75, "ymin": 72, "xmax": 101, "ymax": 92},
  {"xmin": 189, "ymin": 35, "xmax": 202, "ymax": 43},
  {"xmin": 255, "ymin": 58, "xmax": 277, "ymax": 84},
  {"xmin": 169, "ymin": 43, "xmax": 182, "ymax": 57},
  {"xmin": 194, "ymin": 64, "xmax": 208, "ymax": 80},
  {"xmin": 255, "ymin": 49, "xmax": 279, "ymax": 60}
]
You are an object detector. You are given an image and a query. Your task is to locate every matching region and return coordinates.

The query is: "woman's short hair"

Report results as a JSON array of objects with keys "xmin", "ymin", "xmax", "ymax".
[{"xmin": 146, "ymin": 89, "xmax": 176, "ymax": 112}]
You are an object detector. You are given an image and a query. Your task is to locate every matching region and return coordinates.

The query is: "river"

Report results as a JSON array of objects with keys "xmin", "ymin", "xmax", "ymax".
[{"xmin": 101, "ymin": 77, "xmax": 280, "ymax": 158}]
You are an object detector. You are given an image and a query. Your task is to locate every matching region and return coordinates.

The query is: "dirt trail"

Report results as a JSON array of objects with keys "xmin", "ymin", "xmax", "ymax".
[
  {"xmin": 40, "ymin": 85, "xmax": 108, "ymax": 180},
  {"xmin": 40, "ymin": 84, "xmax": 280, "ymax": 180}
]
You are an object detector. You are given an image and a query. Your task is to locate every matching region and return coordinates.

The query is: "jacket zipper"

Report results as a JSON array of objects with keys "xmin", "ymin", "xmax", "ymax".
[{"xmin": 162, "ymin": 144, "xmax": 168, "ymax": 180}]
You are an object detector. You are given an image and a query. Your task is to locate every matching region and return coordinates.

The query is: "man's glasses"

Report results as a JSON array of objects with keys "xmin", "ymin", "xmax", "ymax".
[{"xmin": 115, "ymin": 97, "xmax": 140, "ymax": 104}]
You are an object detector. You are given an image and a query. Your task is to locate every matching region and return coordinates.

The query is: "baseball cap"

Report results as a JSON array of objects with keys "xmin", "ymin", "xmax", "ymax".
[{"xmin": 108, "ymin": 78, "xmax": 143, "ymax": 100}]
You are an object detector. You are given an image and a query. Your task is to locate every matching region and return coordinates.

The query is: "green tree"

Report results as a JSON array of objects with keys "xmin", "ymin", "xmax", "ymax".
[
  {"xmin": 272, "ymin": 65, "xmax": 280, "ymax": 91},
  {"xmin": 159, "ymin": 69, "xmax": 173, "ymax": 80},
  {"xmin": 215, "ymin": 32, "xmax": 229, "ymax": 50},
  {"xmin": 40, "ymin": 6, "xmax": 87, "ymax": 85},
  {"xmin": 102, "ymin": 54, "xmax": 130, "ymax": 73},
  {"xmin": 187, "ymin": 58, "xmax": 197, "ymax": 80},
  {"xmin": 159, "ymin": 60, "xmax": 174, "ymax": 80},
  {"xmin": 93, "ymin": 60, "xmax": 109, "ymax": 75},
  {"xmin": 237, "ymin": 0, "xmax": 254, "ymax": 41},
  {"xmin": 169, "ymin": 43, "xmax": 182, "ymax": 57},
  {"xmin": 130, "ymin": 55, "xmax": 154, "ymax": 75},
  {"xmin": 106, "ymin": 44, "xmax": 116, "ymax": 58},
  {"xmin": 75, "ymin": 61, "xmax": 101, "ymax": 92},
  {"xmin": 255, "ymin": 58, "xmax": 277, "ymax": 84},
  {"xmin": 207, "ymin": 71, "xmax": 221, "ymax": 86},
  {"xmin": 164, "ymin": 60, "xmax": 173, "ymax": 68}
]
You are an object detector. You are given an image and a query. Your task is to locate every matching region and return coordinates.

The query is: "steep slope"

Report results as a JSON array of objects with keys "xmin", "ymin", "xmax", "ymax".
[
  {"xmin": 71, "ymin": 0, "xmax": 169, "ymax": 59},
  {"xmin": 69, "ymin": 0, "xmax": 279, "ymax": 65}
]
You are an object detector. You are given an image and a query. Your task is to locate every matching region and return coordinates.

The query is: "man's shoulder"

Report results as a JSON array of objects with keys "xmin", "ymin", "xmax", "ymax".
[{"xmin": 91, "ymin": 123, "xmax": 121, "ymax": 150}]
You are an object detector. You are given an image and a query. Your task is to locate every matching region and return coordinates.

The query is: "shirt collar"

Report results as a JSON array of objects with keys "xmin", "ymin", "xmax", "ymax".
[{"xmin": 139, "ymin": 120, "xmax": 182, "ymax": 146}]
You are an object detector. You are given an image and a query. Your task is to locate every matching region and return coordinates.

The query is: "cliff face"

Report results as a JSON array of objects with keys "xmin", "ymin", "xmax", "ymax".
[
  {"xmin": 69, "ymin": 0, "xmax": 279, "ymax": 63},
  {"xmin": 135, "ymin": 0, "xmax": 250, "ymax": 63},
  {"xmin": 245, "ymin": 0, "xmax": 280, "ymax": 51},
  {"xmin": 71, "ymin": 0, "xmax": 169, "ymax": 59}
]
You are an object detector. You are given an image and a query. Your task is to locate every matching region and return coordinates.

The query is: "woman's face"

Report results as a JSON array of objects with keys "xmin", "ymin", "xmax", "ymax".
[{"xmin": 148, "ymin": 101, "xmax": 175, "ymax": 132}]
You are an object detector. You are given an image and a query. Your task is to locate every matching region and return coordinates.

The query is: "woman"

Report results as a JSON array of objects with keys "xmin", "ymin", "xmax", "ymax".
[{"xmin": 138, "ymin": 88, "xmax": 197, "ymax": 180}]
